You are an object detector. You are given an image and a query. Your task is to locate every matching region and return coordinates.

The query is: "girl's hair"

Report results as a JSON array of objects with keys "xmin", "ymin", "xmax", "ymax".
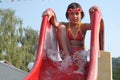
[{"xmin": 65, "ymin": 2, "xmax": 85, "ymax": 20}]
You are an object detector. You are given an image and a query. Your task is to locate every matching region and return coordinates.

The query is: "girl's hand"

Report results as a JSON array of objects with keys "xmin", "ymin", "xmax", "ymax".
[
  {"xmin": 89, "ymin": 5, "xmax": 101, "ymax": 14},
  {"xmin": 42, "ymin": 8, "xmax": 55, "ymax": 20},
  {"xmin": 89, "ymin": 5, "xmax": 102, "ymax": 22}
]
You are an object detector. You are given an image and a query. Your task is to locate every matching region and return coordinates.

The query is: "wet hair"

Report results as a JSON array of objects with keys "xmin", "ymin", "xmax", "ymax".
[{"xmin": 65, "ymin": 2, "xmax": 85, "ymax": 20}]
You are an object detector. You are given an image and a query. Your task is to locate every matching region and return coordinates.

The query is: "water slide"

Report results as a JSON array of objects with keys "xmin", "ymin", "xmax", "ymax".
[{"xmin": 24, "ymin": 9, "xmax": 102, "ymax": 80}]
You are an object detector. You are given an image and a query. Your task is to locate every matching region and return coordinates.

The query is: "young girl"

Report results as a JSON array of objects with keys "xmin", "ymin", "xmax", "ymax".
[{"xmin": 42, "ymin": 2, "xmax": 102, "ymax": 79}]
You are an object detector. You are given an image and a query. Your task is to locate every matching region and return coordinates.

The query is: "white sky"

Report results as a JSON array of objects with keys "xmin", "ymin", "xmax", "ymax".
[{"xmin": 0, "ymin": 0, "xmax": 120, "ymax": 57}]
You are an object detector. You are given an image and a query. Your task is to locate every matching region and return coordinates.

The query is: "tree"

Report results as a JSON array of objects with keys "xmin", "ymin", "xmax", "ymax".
[
  {"xmin": 113, "ymin": 57, "xmax": 120, "ymax": 80},
  {"xmin": 0, "ymin": 9, "xmax": 38, "ymax": 71}
]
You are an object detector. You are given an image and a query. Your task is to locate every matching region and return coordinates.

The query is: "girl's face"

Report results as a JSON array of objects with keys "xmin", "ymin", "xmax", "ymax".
[{"xmin": 68, "ymin": 8, "xmax": 82, "ymax": 24}]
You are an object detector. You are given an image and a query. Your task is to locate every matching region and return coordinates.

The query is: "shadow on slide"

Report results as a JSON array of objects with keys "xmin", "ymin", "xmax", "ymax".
[{"xmin": 24, "ymin": 10, "xmax": 102, "ymax": 80}]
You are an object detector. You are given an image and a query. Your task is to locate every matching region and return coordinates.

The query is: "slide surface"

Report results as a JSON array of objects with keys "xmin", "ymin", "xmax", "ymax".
[{"xmin": 24, "ymin": 10, "xmax": 102, "ymax": 80}]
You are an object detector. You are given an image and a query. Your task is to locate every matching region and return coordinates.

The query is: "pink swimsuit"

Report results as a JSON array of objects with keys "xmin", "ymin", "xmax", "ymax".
[
  {"xmin": 67, "ymin": 22, "xmax": 84, "ymax": 55},
  {"xmin": 67, "ymin": 27, "xmax": 83, "ymax": 41}
]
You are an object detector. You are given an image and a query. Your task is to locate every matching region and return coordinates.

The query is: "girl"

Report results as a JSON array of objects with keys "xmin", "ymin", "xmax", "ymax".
[{"xmin": 42, "ymin": 2, "xmax": 102, "ymax": 79}]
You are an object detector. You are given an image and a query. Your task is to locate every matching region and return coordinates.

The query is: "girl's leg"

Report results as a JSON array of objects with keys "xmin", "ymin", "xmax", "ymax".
[
  {"xmin": 73, "ymin": 59, "xmax": 85, "ymax": 74},
  {"xmin": 57, "ymin": 24, "xmax": 70, "ymax": 59},
  {"xmin": 72, "ymin": 51, "xmax": 86, "ymax": 74}
]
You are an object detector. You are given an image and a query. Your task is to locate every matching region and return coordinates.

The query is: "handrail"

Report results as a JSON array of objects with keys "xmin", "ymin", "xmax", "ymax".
[
  {"xmin": 86, "ymin": 10, "xmax": 102, "ymax": 80},
  {"xmin": 99, "ymin": 19, "xmax": 104, "ymax": 50},
  {"xmin": 24, "ymin": 16, "xmax": 50, "ymax": 80}
]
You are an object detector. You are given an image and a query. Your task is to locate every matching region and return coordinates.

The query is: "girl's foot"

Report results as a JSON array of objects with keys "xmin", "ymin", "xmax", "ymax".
[{"xmin": 73, "ymin": 70, "xmax": 84, "ymax": 74}]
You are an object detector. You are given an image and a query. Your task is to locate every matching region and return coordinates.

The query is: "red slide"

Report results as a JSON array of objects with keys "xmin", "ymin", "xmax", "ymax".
[{"xmin": 24, "ymin": 9, "xmax": 102, "ymax": 80}]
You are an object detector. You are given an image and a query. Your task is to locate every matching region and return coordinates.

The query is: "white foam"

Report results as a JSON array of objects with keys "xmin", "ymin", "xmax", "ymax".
[
  {"xmin": 58, "ymin": 56, "xmax": 72, "ymax": 71},
  {"xmin": 46, "ymin": 49, "xmax": 90, "ymax": 73},
  {"xmin": 46, "ymin": 49, "xmax": 62, "ymax": 61}
]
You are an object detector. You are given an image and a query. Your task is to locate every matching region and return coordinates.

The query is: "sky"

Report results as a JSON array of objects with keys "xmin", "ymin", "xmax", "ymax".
[{"xmin": 0, "ymin": 0, "xmax": 120, "ymax": 57}]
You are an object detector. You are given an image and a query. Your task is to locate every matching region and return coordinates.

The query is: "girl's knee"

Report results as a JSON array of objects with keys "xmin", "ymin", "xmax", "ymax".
[
  {"xmin": 58, "ymin": 24, "xmax": 66, "ymax": 31},
  {"xmin": 57, "ymin": 25, "xmax": 67, "ymax": 36}
]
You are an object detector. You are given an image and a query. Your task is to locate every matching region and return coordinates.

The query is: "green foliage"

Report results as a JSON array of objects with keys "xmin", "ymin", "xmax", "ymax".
[
  {"xmin": 0, "ymin": 9, "xmax": 38, "ymax": 71},
  {"xmin": 113, "ymin": 57, "xmax": 120, "ymax": 80}
]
